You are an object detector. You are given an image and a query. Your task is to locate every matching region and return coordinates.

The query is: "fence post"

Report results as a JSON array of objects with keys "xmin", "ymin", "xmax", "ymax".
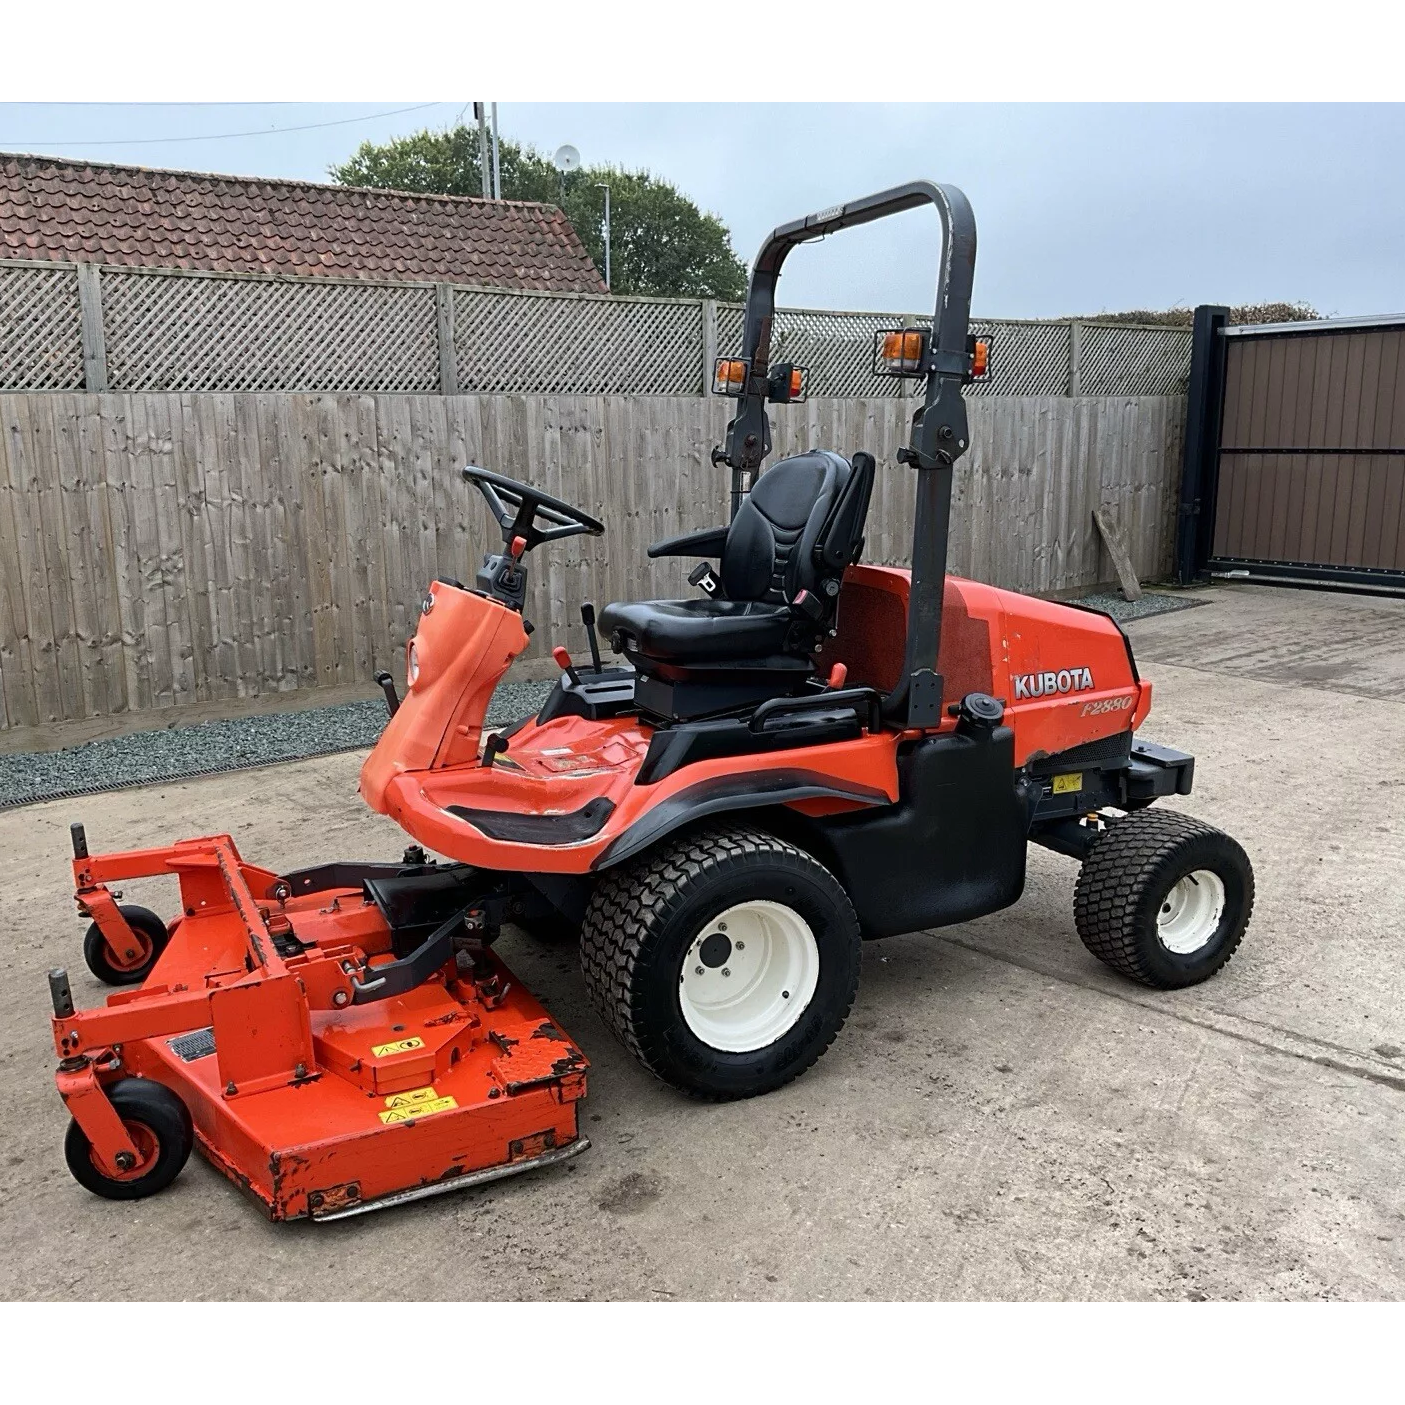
[
  {"xmin": 700, "ymin": 299, "xmax": 717, "ymax": 395},
  {"xmin": 76, "ymin": 262, "xmax": 108, "ymax": 392},
  {"xmin": 1068, "ymin": 320, "xmax": 1083, "ymax": 398},
  {"xmin": 436, "ymin": 283, "xmax": 458, "ymax": 395}
]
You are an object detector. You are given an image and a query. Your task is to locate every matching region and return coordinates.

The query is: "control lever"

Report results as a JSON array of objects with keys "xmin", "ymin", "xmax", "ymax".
[
  {"xmin": 374, "ymin": 670, "xmax": 400, "ymax": 718},
  {"xmin": 825, "ymin": 662, "xmax": 849, "ymax": 690},
  {"xmin": 580, "ymin": 603, "xmax": 604, "ymax": 673},
  {"xmin": 480, "ymin": 732, "xmax": 508, "ymax": 769},
  {"xmin": 552, "ymin": 646, "xmax": 582, "ymax": 686}
]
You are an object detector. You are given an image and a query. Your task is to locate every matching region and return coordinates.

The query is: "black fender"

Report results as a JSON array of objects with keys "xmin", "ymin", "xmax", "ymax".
[{"xmin": 590, "ymin": 767, "xmax": 891, "ymax": 871}]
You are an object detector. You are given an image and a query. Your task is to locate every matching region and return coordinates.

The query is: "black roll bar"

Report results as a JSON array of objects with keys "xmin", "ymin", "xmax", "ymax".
[{"xmin": 718, "ymin": 181, "xmax": 978, "ymax": 729}]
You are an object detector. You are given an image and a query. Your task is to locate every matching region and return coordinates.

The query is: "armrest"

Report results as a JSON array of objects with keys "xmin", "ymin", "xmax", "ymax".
[{"xmin": 646, "ymin": 525, "xmax": 730, "ymax": 559}]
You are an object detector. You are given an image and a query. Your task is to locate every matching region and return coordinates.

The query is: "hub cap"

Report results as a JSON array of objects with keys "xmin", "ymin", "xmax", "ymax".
[
  {"xmin": 678, "ymin": 900, "xmax": 820, "ymax": 1053},
  {"xmin": 1157, "ymin": 869, "xmax": 1226, "ymax": 955},
  {"xmin": 91, "ymin": 1120, "xmax": 159, "ymax": 1181}
]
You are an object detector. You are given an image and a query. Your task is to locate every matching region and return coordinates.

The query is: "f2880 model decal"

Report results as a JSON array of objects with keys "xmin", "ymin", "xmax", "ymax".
[{"xmin": 1012, "ymin": 667, "xmax": 1094, "ymax": 700}]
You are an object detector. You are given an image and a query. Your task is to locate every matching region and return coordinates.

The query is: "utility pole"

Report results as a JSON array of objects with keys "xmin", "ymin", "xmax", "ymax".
[
  {"xmin": 473, "ymin": 103, "xmax": 491, "ymax": 200},
  {"xmin": 596, "ymin": 182, "xmax": 611, "ymax": 291},
  {"xmin": 490, "ymin": 103, "xmax": 501, "ymax": 200}
]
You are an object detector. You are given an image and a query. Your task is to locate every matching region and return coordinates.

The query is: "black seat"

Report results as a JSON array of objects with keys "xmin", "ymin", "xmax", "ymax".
[
  {"xmin": 598, "ymin": 596, "xmax": 800, "ymax": 665},
  {"xmin": 600, "ymin": 449, "xmax": 875, "ymax": 717}
]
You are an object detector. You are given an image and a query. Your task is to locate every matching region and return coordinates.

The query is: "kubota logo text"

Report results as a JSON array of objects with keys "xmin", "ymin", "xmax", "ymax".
[{"xmin": 1013, "ymin": 667, "xmax": 1095, "ymax": 700}]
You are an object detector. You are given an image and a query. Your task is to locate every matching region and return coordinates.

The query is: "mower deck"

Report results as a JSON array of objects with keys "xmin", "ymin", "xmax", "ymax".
[{"xmin": 50, "ymin": 832, "xmax": 588, "ymax": 1221}]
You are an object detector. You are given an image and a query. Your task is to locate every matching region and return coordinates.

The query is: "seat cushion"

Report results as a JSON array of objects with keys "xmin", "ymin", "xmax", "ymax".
[{"xmin": 599, "ymin": 597, "xmax": 794, "ymax": 664}]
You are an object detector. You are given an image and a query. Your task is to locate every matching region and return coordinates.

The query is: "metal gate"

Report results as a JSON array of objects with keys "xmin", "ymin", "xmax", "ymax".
[{"xmin": 1176, "ymin": 310, "xmax": 1405, "ymax": 591}]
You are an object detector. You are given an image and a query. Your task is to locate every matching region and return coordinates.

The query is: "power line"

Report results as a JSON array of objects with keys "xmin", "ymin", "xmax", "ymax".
[{"xmin": 2, "ymin": 103, "xmax": 446, "ymax": 148}]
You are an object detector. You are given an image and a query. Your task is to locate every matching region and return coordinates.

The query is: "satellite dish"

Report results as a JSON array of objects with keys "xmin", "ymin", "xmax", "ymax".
[{"xmin": 553, "ymin": 144, "xmax": 581, "ymax": 174}]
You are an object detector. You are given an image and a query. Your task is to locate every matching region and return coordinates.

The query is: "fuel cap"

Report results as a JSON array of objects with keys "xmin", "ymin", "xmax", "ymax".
[{"xmin": 957, "ymin": 692, "xmax": 1005, "ymax": 731}]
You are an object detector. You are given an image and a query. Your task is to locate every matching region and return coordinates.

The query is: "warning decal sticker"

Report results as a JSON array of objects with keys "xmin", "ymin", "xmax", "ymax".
[
  {"xmin": 379, "ymin": 1095, "xmax": 457, "ymax": 1125},
  {"xmin": 1052, "ymin": 772, "xmax": 1083, "ymax": 795},
  {"xmin": 383, "ymin": 1086, "xmax": 440, "ymax": 1108},
  {"xmin": 371, "ymin": 1036, "xmax": 425, "ymax": 1057}
]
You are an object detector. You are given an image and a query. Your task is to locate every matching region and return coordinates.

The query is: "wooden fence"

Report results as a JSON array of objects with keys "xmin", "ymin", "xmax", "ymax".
[{"xmin": 0, "ymin": 390, "xmax": 1184, "ymax": 731}]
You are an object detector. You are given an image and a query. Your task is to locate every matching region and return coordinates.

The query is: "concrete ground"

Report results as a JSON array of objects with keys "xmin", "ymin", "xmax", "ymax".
[{"xmin": 1, "ymin": 582, "xmax": 1401, "ymax": 1301}]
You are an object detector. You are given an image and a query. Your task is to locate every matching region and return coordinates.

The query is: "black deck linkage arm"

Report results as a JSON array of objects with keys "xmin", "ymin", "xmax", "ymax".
[{"xmin": 719, "ymin": 181, "xmax": 978, "ymax": 729}]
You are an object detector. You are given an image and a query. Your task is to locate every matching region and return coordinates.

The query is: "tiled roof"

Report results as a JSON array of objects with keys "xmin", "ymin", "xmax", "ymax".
[{"xmin": 0, "ymin": 152, "xmax": 606, "ymax": 293}]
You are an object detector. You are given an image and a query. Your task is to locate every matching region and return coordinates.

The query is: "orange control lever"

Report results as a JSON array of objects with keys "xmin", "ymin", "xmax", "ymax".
[
  {"xmin": 826, "ymin": 662, "xmax": 848, "ymax": 690},
  {"xmin": 552, "ymin": 646, "xmax": 581, "ymax": 686}
]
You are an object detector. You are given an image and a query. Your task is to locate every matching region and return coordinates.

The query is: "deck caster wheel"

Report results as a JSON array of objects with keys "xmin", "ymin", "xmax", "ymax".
[
  {"xmin": 581, "ymin": 824, "xmax": 861, "ymax": 1100},
  {"xmin": 1074, "ymin": 809, "xmax": 1254, "ymax": 989},
  {"xmin": 64, "ymin": 1078, "xmax": 194, "ymax": 1202},
  {"xmin": 82, "ymin": 904, "xmax": 169, "ymax": 986}
]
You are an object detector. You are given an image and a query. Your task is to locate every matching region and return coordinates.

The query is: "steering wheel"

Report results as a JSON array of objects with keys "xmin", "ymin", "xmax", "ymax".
[{"xmin": 462, "ymin": 465, "xmax": 605, "ymax": 552}]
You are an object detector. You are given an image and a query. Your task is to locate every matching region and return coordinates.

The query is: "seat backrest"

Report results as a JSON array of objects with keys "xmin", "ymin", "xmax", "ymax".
[{"xmin": 720, "ymin": 450, "xmax": 864, "ymax": 604}]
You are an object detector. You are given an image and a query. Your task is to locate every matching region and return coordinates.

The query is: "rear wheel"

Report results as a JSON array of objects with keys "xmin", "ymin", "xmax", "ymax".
[
  {"xmin": 581, "ymin": 825, "xmax": 861, "ymax": 1099},
  {"xmin": 82, "ymin": 905, "xmax": 169, "ymax": 986},
  {"xmin": 64, "ymin": 1078, "xmax": 194, "ymax": 1202},
  {"xmin": 1074, "ymin": 808, "xmax": 1254, "ymax": 988}
]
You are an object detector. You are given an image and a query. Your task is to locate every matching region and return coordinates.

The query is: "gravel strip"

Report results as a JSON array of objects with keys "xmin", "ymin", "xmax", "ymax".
[
  {"xmin": 0, "ymin": 678, "xmax": 554, "ymax": 810},
  {"xmin": 1071, "ymin": 590, "xmax": 1210, "ymax": 623}
]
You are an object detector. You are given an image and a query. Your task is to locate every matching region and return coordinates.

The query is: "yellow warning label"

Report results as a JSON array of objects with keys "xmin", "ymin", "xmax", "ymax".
[
  {"xmin": 1052, "ymin": 772, "xmax": 1083, "ymax": 795},
  {"xmin": 383, "ymin": 1086, "xmax": 440, "ymax": 1109},
  {"xmin": 379, "ymin": 1096, "xmax": 457, "ymax": 1125},
  {"xmin": 371, "ymin": 1036, "xmax": 425, "ymax": 1058}
]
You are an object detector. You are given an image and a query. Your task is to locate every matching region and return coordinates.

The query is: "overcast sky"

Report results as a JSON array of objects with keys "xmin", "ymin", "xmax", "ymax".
[{"xmin": 4, "ymin": 102, "xmax": 1402, "ymax": 319}]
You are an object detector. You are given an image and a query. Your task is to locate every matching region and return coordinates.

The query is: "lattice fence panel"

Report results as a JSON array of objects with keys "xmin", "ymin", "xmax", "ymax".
[
  {"xmin": 1079, "ymin": 323, "xmax": 1192, "ymax": 396},
  {"xmin": 970, "ymin": 318, "xmax": 1077, "ymax": 397},
  {"xmin": 101, "ymin": 269, "xmax": 438, "ymax": 392},
  {"xmin": 454, "ymin": 289, "xmax": 702, "ymax": 394},
  {"xmin": 0, "ymin": 257, "xmax": 1193, "ymax": 398},
  {"xmin": 0, "ymin": 263, "xmax": 83, "ymax": 390}
]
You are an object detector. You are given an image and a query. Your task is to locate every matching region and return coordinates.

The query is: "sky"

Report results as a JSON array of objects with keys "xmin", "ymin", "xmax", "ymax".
[{"xmin": 3, "ymin": 102, "xmax": 1403, "ymax": 320}]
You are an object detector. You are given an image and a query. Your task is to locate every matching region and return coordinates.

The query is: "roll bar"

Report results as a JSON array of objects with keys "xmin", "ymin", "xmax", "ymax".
[{"xmin": 717, "ymin": 181, "xmax": 978, "ymax": 729}]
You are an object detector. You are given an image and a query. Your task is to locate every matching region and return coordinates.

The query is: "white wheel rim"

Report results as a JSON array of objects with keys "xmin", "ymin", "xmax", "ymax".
[
  {"xmin": 678, "ymin": 900, "xmax": 820, "ymax": 1053},
  {"xmin": 1157, "ymin": 869, "xmax": 1226, "ymax": 954}
]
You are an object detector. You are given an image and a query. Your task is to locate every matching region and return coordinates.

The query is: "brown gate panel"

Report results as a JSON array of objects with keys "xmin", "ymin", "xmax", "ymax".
[{"xmin": 1209, "ymin": 322, "xmax": 1405, "ymax": 585}]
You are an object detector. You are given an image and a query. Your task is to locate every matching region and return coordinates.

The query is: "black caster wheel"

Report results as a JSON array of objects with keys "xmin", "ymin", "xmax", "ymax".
[
  {"xmin": 82, "ymin": 904, "xmax": 169, "ymax": 986},
  {"xmin": 63, "ymin": 1077, "xmax": 194, "ymax": 1202}
]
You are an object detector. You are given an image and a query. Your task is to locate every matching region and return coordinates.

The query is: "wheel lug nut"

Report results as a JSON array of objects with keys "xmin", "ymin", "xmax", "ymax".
[
  {"xmin": 695, "ymin": 966, "xmax": 704, "ymax": 975},
  {"xmin": 722, "ymin": 968, "xmax": 730, "ymax": 977},
  {"xmin": 718, "ymin": 923, "xmax": 727, "ymax": 931}
]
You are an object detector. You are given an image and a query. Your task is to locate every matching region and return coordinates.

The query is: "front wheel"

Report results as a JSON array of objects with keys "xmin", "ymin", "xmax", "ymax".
[
  {"xmin": 580, "ymin": 825, "xmax": 861, "ymax": 1100},
  {"xmin": 1073, "ymin": 808, "xmax": 1254, "ymax": 988}
]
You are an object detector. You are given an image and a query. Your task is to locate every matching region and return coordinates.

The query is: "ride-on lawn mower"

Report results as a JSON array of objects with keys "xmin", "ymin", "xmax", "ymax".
[{"xmin": 46, "ymin": 181, "xmax": 1254, "ymax": 1220}]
